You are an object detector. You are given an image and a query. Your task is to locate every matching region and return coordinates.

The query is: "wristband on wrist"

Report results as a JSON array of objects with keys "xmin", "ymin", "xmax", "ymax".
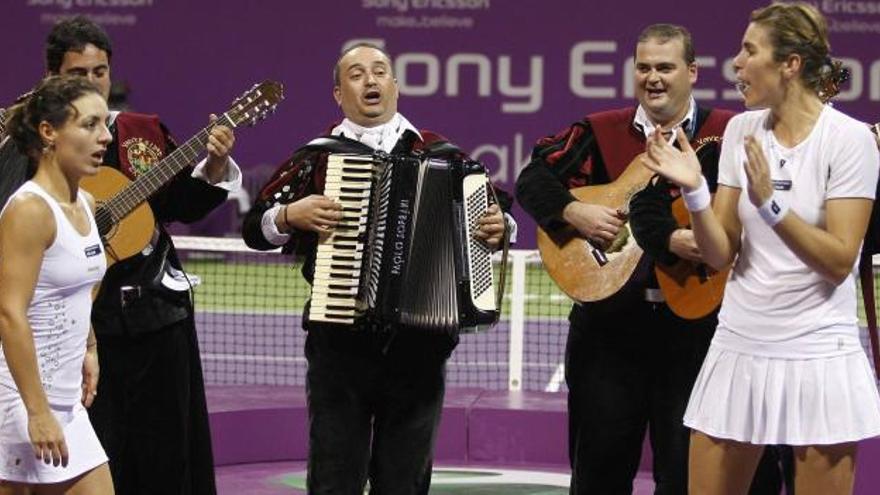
[
  {"xmin": 757, "ymin": 192, "xmax": 789, "ymax": 227},
  {"xmin": 682, "ymin": 176, "xmax": 711, "ymax": 212}
]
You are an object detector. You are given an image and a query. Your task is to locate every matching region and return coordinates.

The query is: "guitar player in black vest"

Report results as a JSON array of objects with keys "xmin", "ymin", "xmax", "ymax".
[
  {"xmin": 516, "ymin": 24, "xmax": 790, "ymax": 494},
  {"xmin": 0, "ymin": 16, "xmax": 240, "ymax": 495}
]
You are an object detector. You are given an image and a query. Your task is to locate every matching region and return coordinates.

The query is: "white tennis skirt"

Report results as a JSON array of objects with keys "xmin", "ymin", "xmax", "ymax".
[
  {"xmin": 0, "ymin": 395, "xmax": 107, "ymax": 484},
  {"xmin": 683, "ymin": 345, "xmax": 880, "ymax": 445}
]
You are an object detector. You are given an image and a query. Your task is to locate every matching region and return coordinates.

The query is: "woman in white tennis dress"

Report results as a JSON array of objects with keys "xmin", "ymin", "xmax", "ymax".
[
  {"xmin": 641, "ymin": 3, "xmax": 880, "ymax": 494},
  {"xmin": 0, "ymin": 76, "xmax": 113, "ymax": 493}
]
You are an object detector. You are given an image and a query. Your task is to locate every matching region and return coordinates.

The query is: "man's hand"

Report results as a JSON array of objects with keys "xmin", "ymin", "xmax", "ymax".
[
  {"xmin": 277, "ymin": 195, "xmax": 343, "ymax": 234},
  {"xmin": 562, "ymin": 201, "xmax": 626, "ymax": 246},
  {"xmin": 81, "ymin": 346, "xmax": 99, "ymax": 408},
  {"xmin": 668, "ymin": 228, "xmax": 702, "ymax": 262},
  {"xmin": 204, "ymin": 113, "xmax": 236, "ymax": 183},
  {"xmin": 474, "ymin": 204, "xmax": 505, "ymax": 250}
]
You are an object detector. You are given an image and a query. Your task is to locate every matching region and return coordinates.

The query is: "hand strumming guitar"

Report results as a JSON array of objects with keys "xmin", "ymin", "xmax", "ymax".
[{"xmin": 562, "ymin": 201, "xmax": 627, "ymax": 249}]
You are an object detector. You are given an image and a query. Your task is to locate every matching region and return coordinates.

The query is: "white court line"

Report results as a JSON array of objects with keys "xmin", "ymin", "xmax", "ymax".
[
  {"xmin": 545, "ymin": 363, "xmax": 566, "ymax": 392},
  {"xmin": 202, "ymin": 352, "xmax": 306, "ymax": 364},
  {"xmin": 433, "ymin": 467, "xmax": 570, "ymax": 486}
]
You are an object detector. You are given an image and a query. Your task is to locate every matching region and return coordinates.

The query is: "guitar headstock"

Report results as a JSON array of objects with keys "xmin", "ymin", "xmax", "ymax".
[{"xmin": 225, "ymin": 80, "xmax": 284, "ymax": 128}]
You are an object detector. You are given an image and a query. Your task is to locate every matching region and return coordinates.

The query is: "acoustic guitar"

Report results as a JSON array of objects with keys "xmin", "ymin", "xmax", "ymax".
[
  {"xmin": 80, "ymin": 80, "xmax": 284, "ymax": 266},
  {"xmin": 654, "ymin": 197, "xmax": 729, "ymax": 319},
  {"xmin": 536, "ymin": 154, "xmax": 654, "ymax": 302}
]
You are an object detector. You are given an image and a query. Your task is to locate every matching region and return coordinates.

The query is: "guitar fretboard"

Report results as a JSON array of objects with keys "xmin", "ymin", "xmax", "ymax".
[
  {"xmin": 100, "ymin": 114, "xmax": 234, "ymax": 225},
  {"xmin": 0, "ymin": 108, "xmax": 7, "ymax": 138}
]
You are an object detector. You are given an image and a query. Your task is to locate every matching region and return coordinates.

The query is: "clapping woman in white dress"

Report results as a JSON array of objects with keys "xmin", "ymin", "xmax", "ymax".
[{"xmin": 641, "ymin": 3, "xmax": 880, "ymax": 494}]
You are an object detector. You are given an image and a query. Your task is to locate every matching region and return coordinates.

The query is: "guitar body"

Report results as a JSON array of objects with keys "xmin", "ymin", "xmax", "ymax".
[
  {"xmin": 536, "ymin": 154, "xmax": 654, "ymax": 302},
  {"xmin": 80, "ymin": 166, "xmax": 155, "ymax": 267},
  {"xmin": 654, "ymin": 198, "xmax": 729, "ymax": 319}
]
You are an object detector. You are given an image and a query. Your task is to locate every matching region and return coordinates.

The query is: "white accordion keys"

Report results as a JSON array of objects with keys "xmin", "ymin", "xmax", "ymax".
[{"xmin": 309, "ymin": 154, "xmax": 375, "ymax": 324}]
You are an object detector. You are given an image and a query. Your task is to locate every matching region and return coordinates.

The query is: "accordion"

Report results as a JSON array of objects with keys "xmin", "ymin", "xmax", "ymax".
[{"xmin": 308, "ymin": 152, "xmax": 499, "ymax": 333}]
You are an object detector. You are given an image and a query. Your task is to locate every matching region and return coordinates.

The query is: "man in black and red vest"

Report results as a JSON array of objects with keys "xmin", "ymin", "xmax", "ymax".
[
  {"xmin": 516, "ymin": 24, "xmax": 789, "ymax": 494},
  {"xmin": 39, "ymin": 16, "xmax": 238, "ymax": 495},
  {"xmin": 242, "ymin": 42, "xmax": 510, "ymax": 494}
]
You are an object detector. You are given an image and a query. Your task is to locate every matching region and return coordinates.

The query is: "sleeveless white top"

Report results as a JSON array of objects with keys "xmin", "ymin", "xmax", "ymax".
[{"xmin": 0, "ymin": 181, "xmax": 107, "ymax": 406}]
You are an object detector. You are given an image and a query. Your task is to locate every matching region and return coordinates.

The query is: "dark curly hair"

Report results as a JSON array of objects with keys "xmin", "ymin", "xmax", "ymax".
[
  {"xmin": 45, "ymin": 15, "xmax": 113, "ymax": 74},
  {"xmin": 6, "ymin": 75, "xmax": 103, "ymax": 164}
]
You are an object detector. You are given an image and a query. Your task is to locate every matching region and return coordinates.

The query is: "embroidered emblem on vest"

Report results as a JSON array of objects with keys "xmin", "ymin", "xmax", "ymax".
[
  {"xmin": 122, "ymin": 137, "xmax": 162, "ymax": 176},
  {"xmin": 693, "ymin": 135, "xmax": 722, "ymax": 150}
]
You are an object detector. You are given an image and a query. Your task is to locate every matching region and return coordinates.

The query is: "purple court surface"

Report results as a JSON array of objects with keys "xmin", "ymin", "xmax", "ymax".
[{"xmin": 207, "ymin": 385, "xmax": 880, "ymax": 494}]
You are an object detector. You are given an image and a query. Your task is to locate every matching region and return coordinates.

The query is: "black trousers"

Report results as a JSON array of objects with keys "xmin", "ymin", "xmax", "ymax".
[
  {"xmin": 88, "ymin": 318, "xmax": 216, "ymax": 495},
  {"xmin": 304, "ymin": 326, "xmax": 454, "ymax": 495},
  {"xmin": 565, "ymin": 299, "xmax": 787, "ymax": 495}
]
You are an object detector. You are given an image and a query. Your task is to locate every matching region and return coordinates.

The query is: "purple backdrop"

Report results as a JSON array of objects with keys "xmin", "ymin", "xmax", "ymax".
[{"xmin": 3, "ymin": 0, "xmax": 879, "ymax": 246}]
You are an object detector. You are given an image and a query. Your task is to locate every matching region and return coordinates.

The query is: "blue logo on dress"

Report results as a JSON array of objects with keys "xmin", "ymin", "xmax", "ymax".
[{"xmin": 84, "ymin": 244, "xmax": 103, "ymax": 257}]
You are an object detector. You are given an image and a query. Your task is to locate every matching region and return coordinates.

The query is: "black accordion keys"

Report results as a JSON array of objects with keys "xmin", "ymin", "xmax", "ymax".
[{"xmin": 308, "ymin": 152, "xmax": 499, "ymax": 333}]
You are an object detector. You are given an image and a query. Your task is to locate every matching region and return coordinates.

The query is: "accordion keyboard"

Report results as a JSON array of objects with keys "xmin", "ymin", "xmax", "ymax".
[{"xmin": 309, "ymin": 154, "xmax": 375, "ymax": 324}]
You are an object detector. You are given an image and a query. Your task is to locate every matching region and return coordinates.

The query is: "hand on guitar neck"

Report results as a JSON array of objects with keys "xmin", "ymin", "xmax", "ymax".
[
  {"xmin": 561, "ymin": 201, "xmax": 627, "ymax": 250},
  {"xmin": 203, "ymin": 113, "xmax": 235, "ymax": 183}
]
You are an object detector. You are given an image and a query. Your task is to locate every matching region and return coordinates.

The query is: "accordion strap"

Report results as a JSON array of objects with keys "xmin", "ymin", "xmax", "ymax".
[
  {"xmin": 300, "ymin": 136, "xmax": 375, "ymax": 155},
  {"xmin": 420, "ymin": 140, "xmax": 462, "ymax": 158},
  {"xmin": 488, "ymin": 184, "xmax": 511, "ymax": 315}
]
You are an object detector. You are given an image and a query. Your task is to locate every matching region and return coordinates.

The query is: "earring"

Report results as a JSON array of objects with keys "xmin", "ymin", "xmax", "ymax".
[{"xmin": 43, "ymin": 141, "xmax": 55, "ymax": 154}]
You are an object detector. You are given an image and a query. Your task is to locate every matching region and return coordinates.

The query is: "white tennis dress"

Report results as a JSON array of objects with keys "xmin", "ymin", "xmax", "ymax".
[
  {"xmin": 683, "ymin": 106, "xmax": 880, "ymax": 445},
  {"xmin": 0, "ymin": 181, "xmax": 108, "ymax": 483}
]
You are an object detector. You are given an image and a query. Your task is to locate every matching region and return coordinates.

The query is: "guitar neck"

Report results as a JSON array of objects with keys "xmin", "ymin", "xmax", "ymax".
[{"xmin": 102, "ymin": 114, "xmax": 233, "ymax": 220}]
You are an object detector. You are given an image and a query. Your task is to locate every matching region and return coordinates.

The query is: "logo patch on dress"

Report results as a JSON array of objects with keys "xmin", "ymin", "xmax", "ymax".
[
  {"xmin": 122, "ymin": 137, "xmax": 163, "ymax": 176},
  {"xmin": 772, "ymin": 180, "xmax": 792, "ymax": 191},
  {"xmin": 85, "ymin": 244, "xmax": 103, "ymax": 257}
]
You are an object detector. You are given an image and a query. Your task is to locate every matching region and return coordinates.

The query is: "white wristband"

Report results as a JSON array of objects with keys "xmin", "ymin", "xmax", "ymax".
[
  {"xmin": 757, "ymin": 192, "xmax": 789, "ymax": 227},
  {"xmin": 682, "ymin": 176, "xmax": 711, "ymax": 212}
]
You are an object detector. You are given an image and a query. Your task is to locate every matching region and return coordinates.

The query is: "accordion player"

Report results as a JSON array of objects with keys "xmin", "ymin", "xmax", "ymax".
[{"xmin": 308, "ymin": 151, "xmax": 501, "ymax": 334}]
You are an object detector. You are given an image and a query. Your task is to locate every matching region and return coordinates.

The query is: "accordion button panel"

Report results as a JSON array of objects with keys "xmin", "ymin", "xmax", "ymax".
[
  {"xmin": 309, "ymin": 155, "xmax": 375, "ymax": 325},
  {"xmin": 462, "ymin": 174, "xmax": 496, "ymax": 312}
]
